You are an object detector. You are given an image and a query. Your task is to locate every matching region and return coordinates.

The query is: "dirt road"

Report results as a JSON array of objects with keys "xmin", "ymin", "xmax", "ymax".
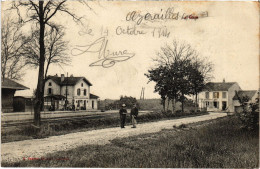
[{"xmin": 1, "ymin": 112, "xmax": 226, "ymax": 163}]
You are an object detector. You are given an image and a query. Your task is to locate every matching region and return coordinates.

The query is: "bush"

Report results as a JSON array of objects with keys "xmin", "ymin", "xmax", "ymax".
[
  {"xmin": 237, "ymin": 103, "xmax": 259, "ymax": 131},
  {"xmin": 200, "ymin": 109, "xmax": 207, "ymax": 114},
  {"xmin": 161, "ymin": 110, "xmax": 174, "ymax": 117},
  {"xmin": 178, "ymin": 123, "xmax": 187, "ymax": 128},
  {"xmin": 176, "ymin": 110, "xmax": 182, "ymax": 114}
]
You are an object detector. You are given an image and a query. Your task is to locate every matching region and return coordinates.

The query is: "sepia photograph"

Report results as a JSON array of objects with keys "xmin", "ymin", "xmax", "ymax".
[{"xmin": 1, "ymin": 0, "xmax": 259, "ymax": 168}]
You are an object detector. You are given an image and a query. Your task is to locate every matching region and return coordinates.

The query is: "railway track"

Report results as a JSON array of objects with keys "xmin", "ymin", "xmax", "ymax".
[
  {"xmin": 1, "ymin": 112, "xmax": 149, "ymax": 128},
  {"xmin": 1, "ymin": 113, "xmax": 116, "ymax": 128}
]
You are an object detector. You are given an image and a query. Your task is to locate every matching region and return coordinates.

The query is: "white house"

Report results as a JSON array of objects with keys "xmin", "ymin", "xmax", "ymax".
[
  {"xmin": 198, "ymin": 80, "xmax": 241, "ymax": 112},
  {"xmin": 44, "ymin": 74, "xmax": 99, "ymax": 111}
]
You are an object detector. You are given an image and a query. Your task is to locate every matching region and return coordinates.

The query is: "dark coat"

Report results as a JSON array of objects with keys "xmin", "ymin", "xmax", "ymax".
[
  {"xmin": 130, "ymin": 107, "xmax": 139, "ymax": 117},
  {"xmin": 119, "ymin": 108, "xmax": 127, "ymax": 115}
]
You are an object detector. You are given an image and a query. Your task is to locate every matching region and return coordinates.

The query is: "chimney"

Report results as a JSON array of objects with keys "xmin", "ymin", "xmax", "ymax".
[
  {"xmin": 223, "ymin": 78, "xmax": 225, "ymax": 83},
  {"xmin": 55, "ymin": 74, "xmax": 58, "ymax": 77},
  {"xmin": 61, "ymin": 74, "xmax": 65, "ymax": 82}
]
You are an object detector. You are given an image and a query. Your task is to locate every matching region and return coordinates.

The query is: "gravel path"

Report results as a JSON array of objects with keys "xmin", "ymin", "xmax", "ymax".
[{"xmin": 1, "ymin": 113, "xmax": 226, "ymax": 163}]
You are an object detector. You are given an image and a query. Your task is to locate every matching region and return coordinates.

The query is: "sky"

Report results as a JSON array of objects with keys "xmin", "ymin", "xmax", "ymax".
[{"xmin": 2, "ymin": 1, "xmax": 259, "ymax": 100}]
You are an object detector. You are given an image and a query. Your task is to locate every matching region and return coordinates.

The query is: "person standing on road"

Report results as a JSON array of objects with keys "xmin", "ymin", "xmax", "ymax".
[
  {"xmin": 119, "ymin": 104, "xmax": 127, "ymax": 128},
  {"xmin": 130, "ymin": 103, "xmax": 138, "ymax": 128}
]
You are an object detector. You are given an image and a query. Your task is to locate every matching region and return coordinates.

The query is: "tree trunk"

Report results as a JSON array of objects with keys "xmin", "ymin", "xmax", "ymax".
[
  {"xmin": 166, "ymin": 98, "xmax": 170, "ymax": 112},
  {"xmin": 34, "ymin": 1, "xmax": 45, "ymax": 127},
  {"xmin": 181, "ymin": 93, "xmax": 184, "ymax": 113},
  {"xmin": 41, "ymin": 62, "xmax": 50, "ymax": 111},
  {"xmin": 195, "ymin": 93, "xmax": 198, "ymax": 112},
  {"xmin": 172, "ymin": 98, "xmax": 176, "ymax": 114},
  {"xmin": 162, "ymin": 98, "xmax": 166, "ymax": 112}
]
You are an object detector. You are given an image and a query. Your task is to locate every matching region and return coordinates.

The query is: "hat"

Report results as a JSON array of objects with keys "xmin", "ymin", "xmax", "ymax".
[{"xmin": 122, "ymin": 104, "xmax": 126, "ymax": 107}]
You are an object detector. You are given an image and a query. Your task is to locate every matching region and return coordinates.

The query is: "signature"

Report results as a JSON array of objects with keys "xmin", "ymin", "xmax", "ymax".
[{"xmin": 71, "ymin": 37, "xmax": 135, "ymax": 68}]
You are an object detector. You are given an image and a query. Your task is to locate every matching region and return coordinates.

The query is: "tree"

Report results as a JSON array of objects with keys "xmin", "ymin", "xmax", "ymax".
[
  {"xmin": 146, "ymin": 40, "xmax": 214, "ymax": 113},
  {"xmin": 190, "ymin": 56, "xmax": 213, "ymax": 111},
  {"xmin": 1, "ymin": 16, "xmax": 30, "ymax": 81},
  {"xmin": 22, "ymin": 25, "xmax": 70, "ymax": 79},
  {"xmin": 119, "ymin": 96, "xmax": 138, "ymax": 109},
  {"xmin": 9, "ymin": 1, "xmax": 86, "ymax": 127},
  {"xmin": 152, "ymin": 41, "xmax": 198, "ymax": 113},
  {"xmin": 145, "ymin": 65, "xmax": 169, "ymax": 112}
]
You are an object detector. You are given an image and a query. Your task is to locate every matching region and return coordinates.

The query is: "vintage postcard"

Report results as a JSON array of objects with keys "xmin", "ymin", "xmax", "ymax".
[{"xmin": 1, "ymin": 1, "xmax": 259, "ymax": 168}]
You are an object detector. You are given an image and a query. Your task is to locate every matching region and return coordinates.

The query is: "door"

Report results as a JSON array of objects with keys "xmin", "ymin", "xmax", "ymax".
[
  {"xmin": 77, "ymin": 100, "xmax": 80, "ymax": 107},
  {"xmin": 92, "ymin": 100, "xmax": 94, "ymax": 109},
  {"xmin": 13, "ymin": 98, "xmax": 25, "ymax": 112},
  {"xmin": 213, "ymin": 101, "xmax": 219, "ymax": 109},
  {"xmin": 222, "ymin": 101, "xmax": 227, "ymax": 110},
  {"xmin": 84, "ymin": 100, "xmax": 86, "ymax": 109}
]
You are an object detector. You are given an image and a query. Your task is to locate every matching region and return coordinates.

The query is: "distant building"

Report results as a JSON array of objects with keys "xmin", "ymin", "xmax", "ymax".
[
  {"xmin": 198, "ymin": 80, "xmax": 259, "ymax": 112},
  {"xmin": 232, "ymin": 90, "xmax": 259, "ymax": 113},
  {"xmin": 13, "ymin": 96, "xmax": 34, "ymax": 112},
  {"xmin": 44, "ymin": 74, "xmax": 99, "ymax": 111},
  {"xmin": 198, "ymin": 80, "xmax": 241, "ymax": 112},
  {"xmin": 1, "ymin": 78, "xmax": 29, "ymax": 113}
]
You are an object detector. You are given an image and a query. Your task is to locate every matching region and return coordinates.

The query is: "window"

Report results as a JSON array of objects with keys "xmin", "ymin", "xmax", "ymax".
[
  {"xmin": 206, "ymin": 101, "xmax": 209, "ymax": 107},
  {"xmin": 205, "ymin": 92, "xmax": 209, "ymax": 99},
  {"xmin": 77, "ymin": 89, "xmax": 80, "ymax": 96},
  {"xmin": 48, "ymin": 82, "xmax": 52, "ymax": 86},
  {"xmin": 84, "ymin": 89, "xmax": 87, "ymax": 96},
  {"xmin": 81, "ymin": 83, "xmax": 83, "ymax": 87},
  {"xmin": 48, "ymin": 88, "xmax": 52, "ymax": 94},
  {"xmin": 213, "ymin": 92, "xmax": 219, "ymax": 99},
  {"xmin": 222, "ymin": 92, "xmax": 226, "ymax": 98}
]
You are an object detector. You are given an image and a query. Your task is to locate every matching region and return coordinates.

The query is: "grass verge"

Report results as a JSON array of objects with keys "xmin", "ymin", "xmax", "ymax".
[
  {"xmin": 1, "ymin": 111, "xmax": 207, "ymax": 143},
  {"xmin": 2, "ymin": 115, "xmax": 259, "ymax": 168}
]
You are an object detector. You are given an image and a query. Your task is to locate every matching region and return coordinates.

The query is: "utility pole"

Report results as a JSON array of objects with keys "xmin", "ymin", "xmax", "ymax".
[
  {"xmin": 140, "ymin": 87, "xmax": 145, "ymax": 100},
  {"xmin": 142, "ymin": 87, "xmax": 145, "ymax": 100},
  {"xmin": 65, "ymin": 72, "xmax": 68, "ymax": 110},
  {"xmin": 140, "ymin": 87, "xmax": 143, "ymax": 100}
]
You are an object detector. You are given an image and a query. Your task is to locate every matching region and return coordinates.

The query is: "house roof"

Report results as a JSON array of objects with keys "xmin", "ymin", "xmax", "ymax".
[
  {"xmin": 233, "ymin": 90, "xmax": 257, "ymax": 100},
  {"xmin": 46, "ymin": 76, "xmax": 92, "ymax": 86},
  {"xmin": 14, "ymin": 96, "xmax": 35, "ymax": 99},
  {"xmin": 90, "ymin": 93, "xmax": 99, "ymax": 99},
  {"xmin": 203, "ymin": 82, "xmax": 237, "ymax": 91},
  {"xmin": 1, "ymin": 78, "xmax": 29, "ymax": 90}
]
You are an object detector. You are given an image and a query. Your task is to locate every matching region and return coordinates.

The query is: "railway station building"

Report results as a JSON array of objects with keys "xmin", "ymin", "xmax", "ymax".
[{"xmin": 44, "ymin": 74, "xmax": 99, "ymax": 111}]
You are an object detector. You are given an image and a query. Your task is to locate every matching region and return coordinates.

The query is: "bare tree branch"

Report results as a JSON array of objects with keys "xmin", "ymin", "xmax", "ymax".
[
  {"xmin": 23, "ymin": 25, "xmax": 71, "ymax": 79},
  {"xmin": 1, "ymin": 15, "xmax": 30, "ymax": 81},
  {"xmin": 6, "ymin": 0, "xmax": 89, "ymax": 126},
  {"xmin": 44, "ymin": 1, "xmax": 66, "ymax": 23}
]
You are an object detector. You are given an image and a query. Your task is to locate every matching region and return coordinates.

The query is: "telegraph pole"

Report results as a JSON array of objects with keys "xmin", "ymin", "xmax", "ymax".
[
  {"xmin": 140, "ymin": 87, "xmax": 145, "ymax": 100},
  {"xmin": 140, "ymin": 87, "xmax": 143, "ymax": 100},
  {"xmin": 142, "ymin": 87, "xmax": 145, "ymax": 100},
  {"xmin": 65, "ymin": 72, "xmax": 68, "ymax": 110}
]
